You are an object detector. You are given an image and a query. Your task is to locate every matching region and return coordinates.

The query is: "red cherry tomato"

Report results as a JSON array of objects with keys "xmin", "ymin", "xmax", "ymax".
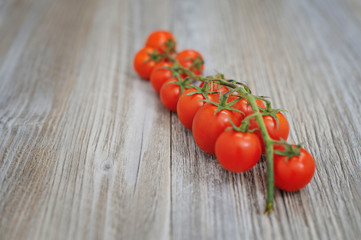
[
  {"xmin": 133, "ymin": 47, "xmax": 160, "ymax": 79},
  {"xmin": 145, "ymin": 30, "xmax": 176, "ymax": 53},
  {"xmin": 177, "ymin": 88, "xmax": 217, "ymax": 129},
  {"xmin": 150, "ymin": 62, "xmax": 173, "ymax": 93},
  {"xmin": 175, "ymin": 49, "xmax": 204, "ymax": 76},
  {"xmin": 192, "ymin": 104, "xmax": 242, "ymax": 154},
  {"xmin": 215, "ymin": 130, "xmax": 262, "ymax": 172},
  {"xmin": 274, "ymin": 147, "xmax": 316, "ymax": 191},
  {"xmin": 160, "ymin": 78, "xmax": 182, "ymax": 112},
  {"xmin": 249, "ymin": 112, "xmax": 289, "ymax": 151}
]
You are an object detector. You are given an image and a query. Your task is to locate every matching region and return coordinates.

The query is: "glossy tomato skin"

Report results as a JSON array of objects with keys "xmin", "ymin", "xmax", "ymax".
[
  {"xmin": 249, "ymin": 112, "xmax": 289, "ymax": 151},
  {"xmin": 145, "ymin": 30, "xmax": 176, "ymax": 53},
  {"xmin": 215, "ymin": 130, "xmax": 262, "ymax": 172},
  {"xmin": 274, "ymin": 148, "xmax": 316, "ymax": 192},
  {"xmin": 233, "ymin": 98, "xmax": 266, "ymax": 117},
  {"xmin": 150, "ymin": 62, "xmax": 173, "ymax": 93},
  {"xmin": 192, "ymin": 104, "xmax": 242, "ymax": 154},
  {"xmin": 133, "ymin": 47, "xmax": 159, "ymax": 79},
  {"xmin": 177, "ymin": 88, "xmax": 217, "ymax": 129},
  {"xmin": 160, "ymin": 78, "xmax": 181, "ymax": 112},
  {"xmin": 175, "ymin": 49, "xmax": 204, "ymax": 75}
]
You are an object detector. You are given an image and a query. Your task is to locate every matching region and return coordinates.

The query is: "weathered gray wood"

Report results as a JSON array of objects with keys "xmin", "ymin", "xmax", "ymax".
[{"xmin": 0, "ymin": 0, "xmax": 360, "ymax": 239}]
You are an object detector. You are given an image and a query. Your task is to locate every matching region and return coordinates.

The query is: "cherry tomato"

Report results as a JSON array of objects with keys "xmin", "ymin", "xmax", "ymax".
[
  {"xmin": 192, "ymin": 104, "xmax": 242, "ymax": 154},
  {"xmin": 177, "ymin": 88, "xmax": 217, "ymax": 129},
  {"xmin": 150, "ymin": 62, "xmax": 173, "ymax": 93},
  {"xmin": 175, "ymin": 49, "xmax": 204, "ymax": 75},
  {"xmin": 233, "ymin": 98, "xmax": 266, "ymax": 117},
  {"xmin": 215, "ymin": 130, "xmax": 262, "ymax": 172},
  {"xmin": 249, "ymin": 112, "xmax": 289, "ymax": 151},
  {"xmin": 145, "ymin": 30, "xmax": 176, "ymax": 53},
  {"xmin": 274, "ymin": 147, "xmax": 316, "ymax": 191},
  {"xmin": 133, "ymin": 47, "xmax": 160, "ymax": 79},
  {"xmin": 160, "ymin": 78, "xmax": 182, "ymax": 112}
]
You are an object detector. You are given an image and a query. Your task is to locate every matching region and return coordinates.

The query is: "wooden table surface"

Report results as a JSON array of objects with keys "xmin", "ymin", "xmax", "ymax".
[{"xmin": 1, "ymin": 0, "xmax": 361, "ymax": 239}]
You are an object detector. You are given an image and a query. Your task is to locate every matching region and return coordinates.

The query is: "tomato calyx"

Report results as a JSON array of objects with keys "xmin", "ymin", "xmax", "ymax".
[
  {"xmin": 260, "ymin": 108, "xmax": 285, "ymax": 129},
  {"xmin": 164, "ymin": 38, "xmax": 177, "ymax": 54},
  {"xmin": 203, "ymin": 92, "xmax": 243, "ymax": 114},
  {"xmin": 163, "ymin": 74, "xmax": 192, "ymax": 99},
  {"xmin": 162, "ymin": 61, "xmax": 198, "ymax": 78},
  {"xmin": 160, "ymin": 62, "xmax": 184, "ymax": 77},
  {"xmin": 183, "ymin": 81, "xmax": 216, "ymax": 100},
  {"xmin": 178, "ymin": 55, "xmax": 204, "ymax": 73},
  {"xmin": 145, "ymin": 49, "xmax": 167, "ymax": 64},
  {"xmin": 189, "ymin": 55, "xmax": 204, "ymax": 72},
  {"xmin": 257, "ymin": 97, "xmax": 288, "ymax": 127},
  {"xmin": 274, "ymin": 140, "xmax": 302, "ymax": 160},
  {"xmin": 228, "ymin": 113, "xmax": 258, "ymax": 133}
]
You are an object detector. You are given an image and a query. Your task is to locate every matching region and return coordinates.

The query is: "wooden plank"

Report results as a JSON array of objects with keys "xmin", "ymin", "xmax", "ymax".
[{"xmin": 0, "ymin": 0, "xmax": 360, "ymax": 239}]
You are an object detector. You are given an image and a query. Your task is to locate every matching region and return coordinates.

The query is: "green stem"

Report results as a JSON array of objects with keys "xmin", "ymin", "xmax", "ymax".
[
  {"xmin": 166, "ymin": 65, "xmax": 276, "ymax": 214},
  {"xmin": 239, "ymin": 120, "xmax": 249, "ymax": 132},
  {"xmin": 244, "ymin": 92, "xmax": 274, "ymax": 214},
  {"xmin": 271, "ymin": 139, "xmax": 287, "ymax": 145},
  {"xmin": 208, "ymin": 78, "xmax": 275, "ymax": 214},
  {"xmin": 201, "ymin": 80, "xmax": 209, "ymax": 91},
  {"xmin": 262, "ymin": 98, "xmax": 272, "ymax": 112}
]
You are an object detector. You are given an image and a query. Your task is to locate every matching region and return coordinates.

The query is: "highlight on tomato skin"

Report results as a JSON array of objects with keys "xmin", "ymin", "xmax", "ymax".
[
  {"xmin": 150, "ymin": 62, "xmax": 174, "ymax": 93},
  {"xmin": 133, "ymin": 47, "xmax": 159, "ymax": 79},
  {"xmin": 145, "ymin": 30, "xmax": 176, "ymax": 54},
  {"xmin": 274, "ymin": 147, "xmax": 316, "ymax": 192},
  {"xmin": 215, "ymin": 130, "xmax": 262, "ymax": 173}
]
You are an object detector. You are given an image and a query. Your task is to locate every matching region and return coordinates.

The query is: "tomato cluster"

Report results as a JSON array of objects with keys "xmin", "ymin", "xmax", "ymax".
[{"xmin": 133, "ymin": 31, "xmax": 316, "ymax": 211}]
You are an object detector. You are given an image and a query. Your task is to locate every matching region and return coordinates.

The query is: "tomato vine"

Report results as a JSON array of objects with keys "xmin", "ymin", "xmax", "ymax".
[{"xmin": 133, "ymin": 30, "xmax": 316, "ymax": 214}]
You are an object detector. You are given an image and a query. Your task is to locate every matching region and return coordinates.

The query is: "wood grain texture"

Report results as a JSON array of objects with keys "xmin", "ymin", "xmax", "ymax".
[{"xmin": 0, "ymin": 0, "xmax": 360, "ymax": 239}]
